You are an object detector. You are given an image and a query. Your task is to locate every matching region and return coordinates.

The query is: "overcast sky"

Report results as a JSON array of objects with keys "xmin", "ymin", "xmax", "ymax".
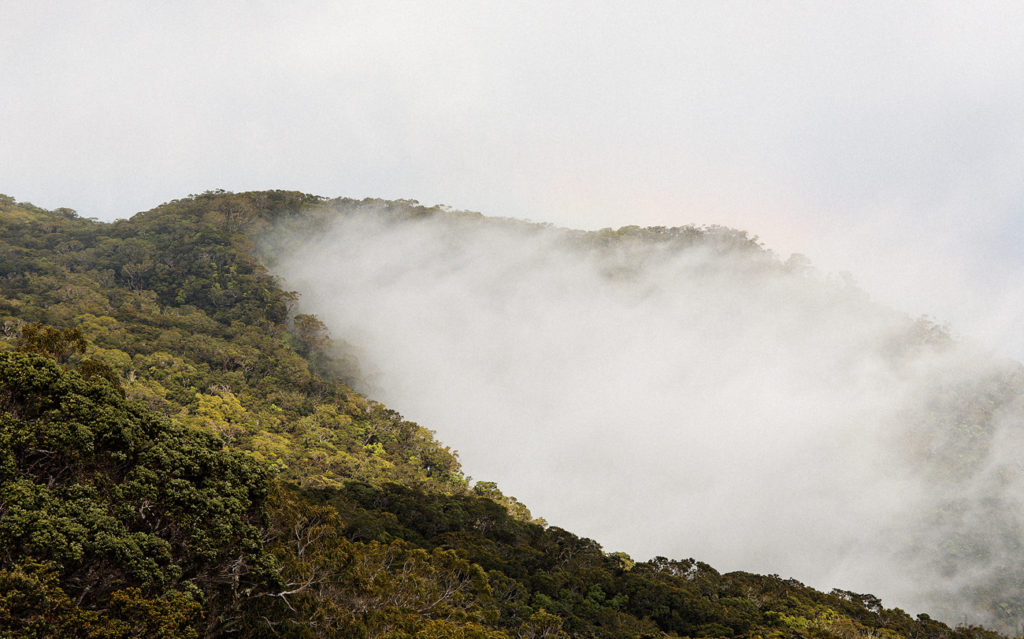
[{"xmin": 3, "ymin": 1, "xmax": 1024, "ymax": 358}]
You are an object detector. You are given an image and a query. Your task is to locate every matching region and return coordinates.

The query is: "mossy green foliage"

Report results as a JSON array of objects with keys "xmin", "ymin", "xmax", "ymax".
[
  {"xmin": 270, "ymin": 481, "xmax": 1008, "ymax": 639},
  {"xmin": 0, "ymin": 191, "xmax": 1016, "ymax": 637},
  {"xmin": 0, "ymin": 192, "xmax": 465, "ymax": 496},
  {"xmin": 0, "ymin": 351, "xmax": 274, "ymax": 637}
]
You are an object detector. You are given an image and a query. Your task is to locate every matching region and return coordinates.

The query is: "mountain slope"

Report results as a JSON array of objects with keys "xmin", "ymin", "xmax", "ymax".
[{"xmin": 0, "ymin": 191, "xmax": 1016, "ymax": 638}]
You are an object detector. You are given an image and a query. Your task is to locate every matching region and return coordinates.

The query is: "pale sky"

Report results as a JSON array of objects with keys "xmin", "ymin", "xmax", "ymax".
[{"xmin": 3, "ymin": 1, "xmax": 1024, "ymax": 357}]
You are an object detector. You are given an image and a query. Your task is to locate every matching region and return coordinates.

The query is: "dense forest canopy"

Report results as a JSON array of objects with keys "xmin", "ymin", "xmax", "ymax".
[{"xmin": 0, "ymin": 190, "xmax": 1021, "ymax": 638}]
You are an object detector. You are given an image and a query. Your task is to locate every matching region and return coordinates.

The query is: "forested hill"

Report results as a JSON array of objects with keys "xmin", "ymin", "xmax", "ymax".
[{"xmin": 0, "ymin": 190, "xmax": 1014, "ymax": 638}]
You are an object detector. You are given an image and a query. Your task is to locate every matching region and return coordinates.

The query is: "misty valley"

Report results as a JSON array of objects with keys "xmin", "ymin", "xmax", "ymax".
[{"xmin": 1, "ymin": 190, "xmax": 1022, "ymax": 639}]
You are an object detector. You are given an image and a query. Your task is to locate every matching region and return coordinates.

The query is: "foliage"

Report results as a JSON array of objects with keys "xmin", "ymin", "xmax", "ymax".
[
  {"xmin": 0, "ymin": 192, "xmax": 466, "ymax": 496},
  {"xmin": 0, "ymin": 351, "xmax": 274, "ymax": 636}
]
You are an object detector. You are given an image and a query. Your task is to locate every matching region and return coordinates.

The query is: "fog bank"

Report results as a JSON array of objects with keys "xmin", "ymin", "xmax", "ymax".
[{"xmin": 269, "ymin": 202, "xmax": 1024, "ymax": 630}]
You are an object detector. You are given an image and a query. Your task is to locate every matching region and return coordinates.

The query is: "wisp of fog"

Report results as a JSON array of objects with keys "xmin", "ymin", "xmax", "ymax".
[{"xmin": 267, "ymin": 201, "xmax": 1024, "ymax": 630}]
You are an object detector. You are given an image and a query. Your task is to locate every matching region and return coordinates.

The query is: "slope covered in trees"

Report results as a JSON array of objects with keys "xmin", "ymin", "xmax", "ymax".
[{"xmin": 0, "ymin": 190, "xmax": 1018, "ymax": 638}]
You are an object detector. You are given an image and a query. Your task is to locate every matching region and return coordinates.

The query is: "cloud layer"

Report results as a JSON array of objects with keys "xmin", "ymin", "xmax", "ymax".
[{"xmin": 270, "ymin": 202, "xmax": 1024, "ymax": 629}]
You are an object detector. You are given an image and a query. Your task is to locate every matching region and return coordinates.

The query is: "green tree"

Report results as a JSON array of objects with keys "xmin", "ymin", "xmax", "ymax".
[
  {"xmin": 15, "ymin": 322, "xmax": 86, "ymax": 363},
  {"xmin": 0, "ymin": 351, "xmax": 278, "ymax": 637}
]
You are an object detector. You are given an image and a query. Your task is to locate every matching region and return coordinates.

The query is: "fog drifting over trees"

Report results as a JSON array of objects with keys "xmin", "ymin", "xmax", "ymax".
[{"xmin": 269, "ymin": 201, "xmax": 1024, "ymax": 630}]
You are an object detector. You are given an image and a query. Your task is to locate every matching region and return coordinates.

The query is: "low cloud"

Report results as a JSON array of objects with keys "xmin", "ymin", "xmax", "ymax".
[{"xmin": 269, "ymin": 201, "xmax": 1024, "ymax": 630}]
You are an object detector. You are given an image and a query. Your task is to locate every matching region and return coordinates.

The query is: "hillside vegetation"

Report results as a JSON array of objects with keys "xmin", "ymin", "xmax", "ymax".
[{"xmin": 0, "ymin": 190, "xmax": 1017, "ymax": 638}]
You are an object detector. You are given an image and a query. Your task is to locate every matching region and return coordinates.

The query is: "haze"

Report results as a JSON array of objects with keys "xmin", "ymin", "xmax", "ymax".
[{"xmin": 271, "ymin": 202, "xmax": 1024, "ymax": 629}]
